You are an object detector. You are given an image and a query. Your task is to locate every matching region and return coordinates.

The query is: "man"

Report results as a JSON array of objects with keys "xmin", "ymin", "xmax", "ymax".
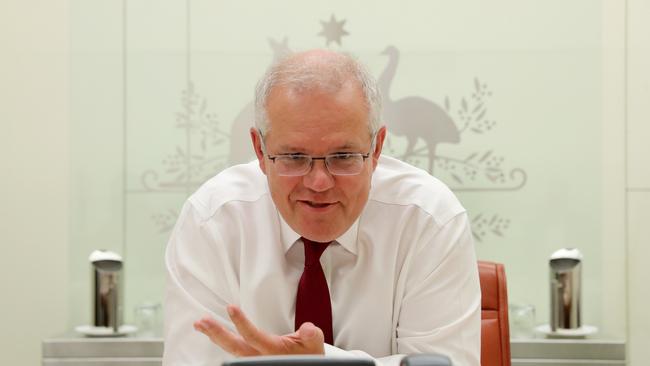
[{"xmin": 164, "ymin": 50, "xmax": 481, "ymax": 366}]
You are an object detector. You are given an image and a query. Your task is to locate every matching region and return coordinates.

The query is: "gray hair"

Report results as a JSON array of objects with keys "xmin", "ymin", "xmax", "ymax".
[{"xmin": 254, "ymin": 50, "xmax": 382, "ymax": 136}]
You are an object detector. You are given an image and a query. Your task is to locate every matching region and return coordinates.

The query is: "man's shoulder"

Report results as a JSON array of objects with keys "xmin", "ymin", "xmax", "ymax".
[
  {"xmin": 188, "ymin": 160, "xmax": 269, "ymax": 219},
  {"xmin": 370, "ymin": 155, "xmax": 465, "ymax": 225}
]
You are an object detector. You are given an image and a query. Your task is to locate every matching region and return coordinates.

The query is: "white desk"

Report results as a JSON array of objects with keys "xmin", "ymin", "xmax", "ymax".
[{"xmin": 42, "ymin": 336, "xmax": 626, "ymax": 365}]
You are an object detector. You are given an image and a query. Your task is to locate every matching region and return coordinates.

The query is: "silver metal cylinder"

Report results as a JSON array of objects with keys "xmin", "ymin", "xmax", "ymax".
[
  {"xmin": 90, "ymin": 250, "xmax": 123, "ymax": 332},
  {"xmin": 549, "ymin": 248, "xmax": 582, "ymax": 331}
]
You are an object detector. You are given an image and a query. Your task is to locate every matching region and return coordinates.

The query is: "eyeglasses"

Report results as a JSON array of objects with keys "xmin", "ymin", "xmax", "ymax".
[
  {"xmin": 267, "ymin": 152, "xmax": 371, "ymax": 176},
  {"xmin": 258, "ymin": 130, "xmax": 377, "ymax": 177}
]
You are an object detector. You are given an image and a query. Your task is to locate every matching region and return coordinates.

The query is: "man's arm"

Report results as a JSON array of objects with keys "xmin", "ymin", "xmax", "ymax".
[
  {"xmin": 392, "ymin": 211, "xmax": 481, "ymax": 365},
  {"xmin": 164, "ymin": 200, "xmax": 238, "ymax": 366}
]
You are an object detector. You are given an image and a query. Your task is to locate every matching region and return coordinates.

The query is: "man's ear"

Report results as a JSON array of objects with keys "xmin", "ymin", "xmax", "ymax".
[
  {"xmin": 371, "ymin": 126, "xmax": 387, "ymax": 169},
  {"xmin": 250, "ymin": 128, "xmax": 267, "ymax": 174}
]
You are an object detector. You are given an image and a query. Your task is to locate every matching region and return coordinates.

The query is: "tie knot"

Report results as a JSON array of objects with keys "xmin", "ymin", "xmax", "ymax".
[{"xmin": 301, "ymin": 238, "xmax": 331, "ymax": 267}]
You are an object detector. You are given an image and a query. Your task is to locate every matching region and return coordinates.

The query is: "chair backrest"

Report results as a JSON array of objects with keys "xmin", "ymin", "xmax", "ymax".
[{"xmin": 478, "ymin": 261, "xmax": 511, "ymax": 366}]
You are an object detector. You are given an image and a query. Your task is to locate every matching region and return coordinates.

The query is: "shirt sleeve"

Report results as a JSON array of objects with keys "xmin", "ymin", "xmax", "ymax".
[
  {"xmin": 328, "ymin": 211, "xmax": 481, "ymax": 366},
  {"xmin": 394, "ymin": 211, "xmax": 481, "ymax": 365},
  {"xmin": 163, "ymin": 200, "xmax": 239, "ymax": 366}
]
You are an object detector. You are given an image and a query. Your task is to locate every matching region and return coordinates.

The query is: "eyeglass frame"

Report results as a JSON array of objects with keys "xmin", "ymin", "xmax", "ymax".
[{"xmin": 256, "ymin": 129, "xmax": 379, "ymax": 177}]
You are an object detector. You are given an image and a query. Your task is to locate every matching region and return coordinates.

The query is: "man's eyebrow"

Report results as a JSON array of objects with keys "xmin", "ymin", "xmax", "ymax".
[
  {"xmin": 276, "ymin": 142, "xmax": 361, "ymax": 154},
  {"xmin": 275, "ymin": 145, "xmax": 306, "ymax": 153},
  {"xmin": 334, "ymin": 143, "xmax": 357, "ymax": 150}
]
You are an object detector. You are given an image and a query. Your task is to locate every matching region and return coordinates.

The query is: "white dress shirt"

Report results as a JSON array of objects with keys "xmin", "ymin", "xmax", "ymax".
[{"xmin": 163, "ymin": 155, "xmax": 481, "ymax": 366}]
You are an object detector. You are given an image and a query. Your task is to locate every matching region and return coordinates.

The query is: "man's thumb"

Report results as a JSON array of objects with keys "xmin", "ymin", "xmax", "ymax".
[{"xmin": 297, "ymin": 322, "xmax": 323, "ymax": 341}]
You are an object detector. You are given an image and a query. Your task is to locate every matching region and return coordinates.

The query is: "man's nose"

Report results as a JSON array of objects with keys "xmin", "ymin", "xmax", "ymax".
[{"xmin": 302, "ymin": 160, "xmax": 335, "ymax": 192}]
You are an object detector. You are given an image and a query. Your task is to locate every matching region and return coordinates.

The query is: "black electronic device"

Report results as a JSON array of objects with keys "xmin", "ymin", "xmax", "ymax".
[{"xmin": 400, "ymin": 354, "xmax": 452, "ymax": 366}]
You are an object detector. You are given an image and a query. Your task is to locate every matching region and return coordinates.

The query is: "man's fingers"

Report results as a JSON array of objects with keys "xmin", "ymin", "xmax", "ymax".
[
  {"xmin": 193, "ymin": 317, "xmax": 240, "ymax": 353},
  {"xmin": 227, "ymin": 305, "xmax": 277, "ymax": 352},
  {"xmin": 194, "ymin": 310, "xmax": 325, "ymax": 357},
  {"xmin": 193, "ymin": 316, "xmax": 259, "ymax": 357}
]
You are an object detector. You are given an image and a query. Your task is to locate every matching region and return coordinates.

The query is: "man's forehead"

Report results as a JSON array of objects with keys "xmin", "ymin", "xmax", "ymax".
[
  {"xmin": 265, "ymin": 85, "xmax": 369, "ymax": 121},
  {"xmin": 265, "ymin": 126, "xmax": 370, "ymax": 147}
]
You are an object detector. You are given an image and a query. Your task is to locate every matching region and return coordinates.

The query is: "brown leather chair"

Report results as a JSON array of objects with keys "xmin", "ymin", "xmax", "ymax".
[{"xmin": 478, "ymin": 261, "xmax": 511, "ymax": 366}]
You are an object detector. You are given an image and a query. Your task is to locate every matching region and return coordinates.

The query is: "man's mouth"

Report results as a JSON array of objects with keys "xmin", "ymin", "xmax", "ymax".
[{"xmin": 300, "ymin": 200, "xmax": 335, "ymax": 208}]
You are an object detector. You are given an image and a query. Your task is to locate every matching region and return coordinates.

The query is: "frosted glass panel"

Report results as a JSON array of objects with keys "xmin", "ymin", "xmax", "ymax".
[{"xmin": 70, "ymin": 0, "xmax": 612, "ymax": 336}]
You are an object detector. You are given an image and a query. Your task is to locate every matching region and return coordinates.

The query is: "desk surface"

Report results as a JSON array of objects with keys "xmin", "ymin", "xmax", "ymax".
[
  {"xmin": 511, "ymin": 338, "xmax": 626, "ymax": 366},
  {"xmin": 42, "ymin": 336, "xmax": 626, "ymax": 366}
]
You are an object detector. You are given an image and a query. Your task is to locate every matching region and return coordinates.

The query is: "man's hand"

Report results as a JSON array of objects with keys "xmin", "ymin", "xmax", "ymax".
[{"xmin": 194, "ymin": 304, "xmax": 326, "ymax": 357}]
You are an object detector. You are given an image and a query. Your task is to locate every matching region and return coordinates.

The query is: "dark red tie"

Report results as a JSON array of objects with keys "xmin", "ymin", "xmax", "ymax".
[{"xmin": 295, "ymin": 238, "xmax": 333, "ymax": 345}]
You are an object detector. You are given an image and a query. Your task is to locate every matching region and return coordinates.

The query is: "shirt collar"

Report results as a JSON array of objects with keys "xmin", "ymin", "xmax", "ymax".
[{"xmin": 278, "ymin": 213, "xmax": 360, "ymax": 255}]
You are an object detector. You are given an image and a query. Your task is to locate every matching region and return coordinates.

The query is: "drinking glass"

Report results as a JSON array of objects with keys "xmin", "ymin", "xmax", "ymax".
[
  {"xmin": 134, "ymin": 302, "xmax": 161, "ymax": 337},
  {"xmin": 509, "ymin": 303, "xmax": 536, "ymax": 339}
]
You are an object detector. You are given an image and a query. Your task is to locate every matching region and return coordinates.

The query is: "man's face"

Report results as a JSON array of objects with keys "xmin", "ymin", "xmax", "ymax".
[{"xmin": 251, "ymin": 82, "xmax": 385, "ymax": 242}]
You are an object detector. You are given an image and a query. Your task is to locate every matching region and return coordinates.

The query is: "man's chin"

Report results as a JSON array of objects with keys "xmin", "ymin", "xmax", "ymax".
[
  {"xmin": 298, "ymin": 223, "xmax": 344, "ymax": 243},
  {"xmin": 287, "ymin": 205, "xmax": 352, "ymax": 242}
]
